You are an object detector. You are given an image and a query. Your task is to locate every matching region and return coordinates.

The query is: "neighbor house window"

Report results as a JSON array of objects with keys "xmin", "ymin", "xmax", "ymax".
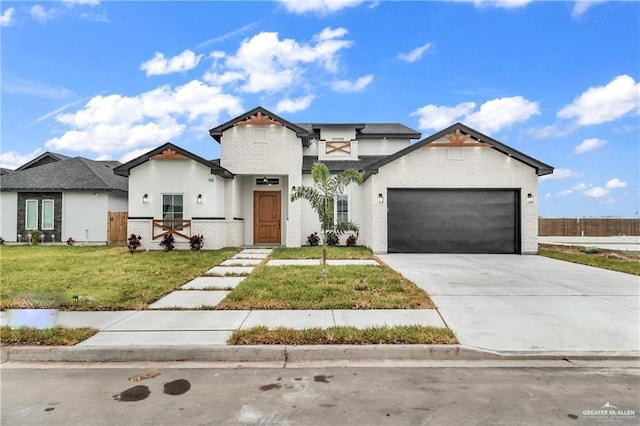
[
  {"xmin": 42, "ymin": 200, "xmax": 54, "ymax": 230},
  {"xmin": 162, "ymin": 194, "xmax": 183, "ymax": 229},
  {"xmin": 25, "ymin": 200, "xmax": 38, "ymax": 230},
  {"xmin": 335, "ymin": 194, "xmax": 349, "ymax": 225}
]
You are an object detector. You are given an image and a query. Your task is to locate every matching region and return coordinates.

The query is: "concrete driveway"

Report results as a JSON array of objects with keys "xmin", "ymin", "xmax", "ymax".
[{"xmin": 377, "ymin": 254, "xmax": 640, "ymax": 354}]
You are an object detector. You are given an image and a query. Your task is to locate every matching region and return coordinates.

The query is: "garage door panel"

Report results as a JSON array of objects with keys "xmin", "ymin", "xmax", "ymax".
[{"xmin": 388, "ymin": 189, "xmax": 519, "ymax": 254}]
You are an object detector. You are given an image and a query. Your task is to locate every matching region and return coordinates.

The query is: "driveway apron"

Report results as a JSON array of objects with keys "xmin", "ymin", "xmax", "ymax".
[{"xmin": 377, "ymin": 254, "xmax": 640, "ymax": 353}]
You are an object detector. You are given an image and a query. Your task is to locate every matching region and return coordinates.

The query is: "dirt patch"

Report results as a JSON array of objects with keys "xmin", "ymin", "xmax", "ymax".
[{"xmin": 539, "ymin": 244, "xmax": 640, "ymax": 262}]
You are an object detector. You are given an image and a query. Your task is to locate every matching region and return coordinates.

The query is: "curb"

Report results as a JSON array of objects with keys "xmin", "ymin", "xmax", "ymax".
[{"xmin": 2, "ymin": 345, "xmax": 638, "ymax": 363}]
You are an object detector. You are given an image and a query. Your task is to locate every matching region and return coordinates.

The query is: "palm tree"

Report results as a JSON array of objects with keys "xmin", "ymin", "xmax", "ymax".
[{"xmin": 291, "ymin": 162, "xmax": 363, "ymax": 279}]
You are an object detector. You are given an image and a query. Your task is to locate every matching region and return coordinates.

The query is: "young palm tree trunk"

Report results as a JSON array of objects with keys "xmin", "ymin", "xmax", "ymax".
[{"xmin": 321, "ymin": 238, "xmax": 328, "ymax": 279}]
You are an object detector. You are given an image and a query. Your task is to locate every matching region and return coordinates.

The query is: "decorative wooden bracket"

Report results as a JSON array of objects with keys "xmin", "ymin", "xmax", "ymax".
[
  {"xmin": 152, "ymin": 219, "xmax": 192, "ymax": 240},
  {"xmin": 151, "ymin": 149, "xmax": 188, "ymax": 160},
  {"xmin": 325, "ymin": 141, "xmax": 351, "ymax": 154},
  {"xmin": 235, "ymin": 111, "xmax": 282, "ymax": 126},
  {"xmin": 427, "ymin": 129, "xmax": 492, "ymax": 147}
]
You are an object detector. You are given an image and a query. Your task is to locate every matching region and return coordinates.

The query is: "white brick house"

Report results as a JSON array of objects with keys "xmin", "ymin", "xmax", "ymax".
[{"xmin": 114, "ymin": 106, "xmax": 553, "ymax": 254}]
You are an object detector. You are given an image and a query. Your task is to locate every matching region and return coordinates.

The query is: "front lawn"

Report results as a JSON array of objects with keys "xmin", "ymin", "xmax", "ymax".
[
  {"xmin": 216, "ymin": 264, "xmax": 434, "ymax": 310},
  {"xmin": 538, "ymin": 245, "xmax": 640, "ymax": 275},
  {"xmin": 269, "ymin": 246, "xmax": 373, "ymax": 259},
  {"xmin": 0, "ymin": 245, "xmax": 239, "ymax": 310},
  {"xmin": 228, "ymin": 325, "xmax": 457, "ymax": 345},
  {"xmin": 0, "ymin": 326, "xmax": 98, "ymax": 346}
]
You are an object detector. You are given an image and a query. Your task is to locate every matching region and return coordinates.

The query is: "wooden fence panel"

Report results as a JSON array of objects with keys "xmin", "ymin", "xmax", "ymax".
[
  {"xmin": 539, "ymin": 218, "xmax": 640, "ymax": 236},
  {"xmin": 107, "ymin": 211, "xmax": 128, "ymax": 245}
]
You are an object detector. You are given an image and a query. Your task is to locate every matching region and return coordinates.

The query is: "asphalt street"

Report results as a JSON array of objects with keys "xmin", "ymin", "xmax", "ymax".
[{"xmin": 1, "ymin": 362, "xmax": 639, "ymax": 425}]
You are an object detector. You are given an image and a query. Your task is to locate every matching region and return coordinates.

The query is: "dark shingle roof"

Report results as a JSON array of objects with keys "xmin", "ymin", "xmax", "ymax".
[
  {"xmin": 296, "ymin": 123, "xmax": 421, "ymax": 140},
  {"xmin": 1, "ymin": 157, "xmax": 128, "ymax": 192},
  {"xmin": 16, "ymin": 152, "xmax": 71, "ymax": 171},
  {"xmin": 362, "ymin": 122, "xmax": 554, "ymax": 178},
  {"xmin": 113, "ymin": 143, "xmax": 233, "ymax": 178},
  {"xmin": 302, "ymin": 156, "xmax": 388, "ymax": 174}
]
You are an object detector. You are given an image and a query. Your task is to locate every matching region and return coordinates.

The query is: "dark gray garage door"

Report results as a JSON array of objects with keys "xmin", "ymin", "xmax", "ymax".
[{"xmin": 387, "ymin": 189, "xmax": 520, "ymax": 254}]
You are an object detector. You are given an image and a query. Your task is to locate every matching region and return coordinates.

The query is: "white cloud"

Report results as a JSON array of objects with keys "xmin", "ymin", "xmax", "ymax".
[
  {"xmin": 0, "ymin": 148, "xmax": 44, "ymax": 170},
  {"xmin": 207, "ymin": 28, "xmax": 353, "ymax": 94},
  {"xmin": 197, "ymin": 22, "xmax": 260, "ymax": 49},
  {"xmin": 2, "ymin": 77, "xmax": 74, "ymax": 99},
  {"xmin": 464, "ymin": 96, "xmax": 540, "ymax": 133},
  {"xmin": 454, "ymin": 0, "xmax": 533, "ymax": 9},
  {"xmin": 330, "ymin": 74, "xmax": 373, "ymax": 93},
  {"xmin": 527, "ymin": 122, "xmax": 576, "ymax": 139},
  {"xmin": 62, "ymin": 0, "xmax": 100, "ymax": 5},
  {"xmin": 45, "ymin": 80, "xmax": 243, "ymax": 156},
  {"xmin": 278, "ymin": 0, "xmax": 364, "ymax": 15},
  {"xmin": 141, "ymin": 49, "xmax": 203, "ymax": 76},
  {"xmin": 606, "ymin": 178, "xmax": 626, "ymax": 189},
  {"xmin": 1, "ymin": 7, "xmax": 15, "ymax": 26},
  {"xmin": 30, "ymin": 5, "xmax": 55, "ymax": 23},
  {"xmin": 411, "ymin": 102, "xmax": 476, "ymax": 130},
  {"xmin": 572, "ymin": 0, "xmax": 607, "ymax": 17},
  {"xmin": 274, "ymin": 94, "xmax": 316, "ymax": 113},
  {"xmin": 583, "ymin": 186, "xmax": 609, "ymax": 198},
  {"xmin": 398, "ymin": 43, "xmax": 432, "ymax": 63},
  {"xmin": 557, "ymin": 189, "xmax": 573, "ymax": 196},
  {"xmin": 574, "ymin": 137, "xmax": 607, "ymax": 154},
  {"xmin": 557, "ymin": 74, "xmax": 640, "ymax": 126},
  {"xmin": 540, "ymin": 168, "xmax": 580, "ymax": 181},
  {"xmin": 119, "ymin": 147, "xmax": 154, "ymax": 163},
  {"xmin": 411, "ymin": 96, "xmax": 539, "ymax": 133}
]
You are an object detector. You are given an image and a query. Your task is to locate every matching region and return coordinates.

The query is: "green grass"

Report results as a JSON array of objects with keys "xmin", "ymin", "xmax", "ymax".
[
  {"xmin": 538, "ymin": 248, "xmax": 640, "ymax": 275},
  {"xmin": 0, "ymin": 245, "xmax": 239, "ymax": 310},
  {"xmin": 0, "ymin": 326, "xmax": 98, "ymax": 346},
  {"xmin": 269, "ymin": 246, "xmax": 373, "ymax": 259},
  {"xmin": 228, "ymin": 326, "xmax": 457, "ymax": 345},
  {"xmin": 216, "ymin": 264, "xmax": 434, "ymax": 310}
]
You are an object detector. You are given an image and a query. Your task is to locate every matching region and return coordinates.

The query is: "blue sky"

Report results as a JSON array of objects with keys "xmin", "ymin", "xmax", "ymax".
[{"xmin": 1, "ymin": 0, "xmax": 638, "ymax": 218}]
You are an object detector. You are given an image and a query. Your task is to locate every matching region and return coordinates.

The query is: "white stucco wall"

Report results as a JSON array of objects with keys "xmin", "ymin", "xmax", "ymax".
[
  {"xmin": 299, "ymin": 176, "xmax": 364, "ymax": 246},
  {"xmin": 358, "ymin": 138, "xmax": 412, "ymax": 156},
  {"xmin": 62, "ymin": 192, "xmax": 111, "ymax": 243},
  {"xmin": 364, "ymin": 145, "xmax": 539, "ymax": 254},
  {"xmin": 107, "ymin": 193, "xmax": 128, "ymax": 212},
  {"xmin": 220, "ymin": 125, "xmax": 302, "ymax": 247},
  {"xmin": 0, "ymin": 192, "xmax": 18, "ymax": 241},
  {"xmin": 128, "ymin": 159, "xmax": 225, "ymax": 219}
]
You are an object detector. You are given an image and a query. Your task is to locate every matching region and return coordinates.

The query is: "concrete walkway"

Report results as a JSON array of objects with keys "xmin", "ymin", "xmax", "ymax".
[{"xmin": 1, "ymin": 249, "xmax": 447, "ymax": 347}]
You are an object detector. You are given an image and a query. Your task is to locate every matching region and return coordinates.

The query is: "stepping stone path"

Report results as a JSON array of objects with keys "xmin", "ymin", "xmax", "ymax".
[
  {"xmin": 148, "ymin": 248, "xmax": 379, "ymax": 310},
  {"xmin": 149, "ymin": 248, "xmax": 272, "ymax": 310}
]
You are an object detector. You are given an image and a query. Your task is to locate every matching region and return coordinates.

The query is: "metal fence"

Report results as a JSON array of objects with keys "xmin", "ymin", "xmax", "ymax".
[{"xmin": 538, "ymin": 218, "xmax": 640, "ymax": 236}]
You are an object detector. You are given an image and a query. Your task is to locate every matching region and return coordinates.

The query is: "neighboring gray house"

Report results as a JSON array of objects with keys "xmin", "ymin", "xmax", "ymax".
[
  {"xmin": 116, "ymin": 106, "xmax": 553, "ymax": 254},
  {"xmin": 0, "ymin": 152, "xmax": 128, "ymax": 243}
]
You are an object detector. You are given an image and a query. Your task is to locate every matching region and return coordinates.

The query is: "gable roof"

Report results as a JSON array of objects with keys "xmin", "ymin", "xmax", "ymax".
[
  {"xmin": 296, "ymin": 123, "xmax": 421, "ymax": 140},
  {"xmin": 362, "ymin": 122, "xmax": 554, "ymax": 178},
  {"xmin": 0, "ymin": 157, "xmax": 128, "ymax": 192},
  {"xmin": 302, "ymin": 155, "xmax": 388, "ymax": 174},
  {"xmin": 16, "ymin": 151, "xmax": 71, "ymax": 171},
  {"xmin": 113, "ymin": 142, "xmax": 233, "ymax": 178},
  {"xmin": 209, "ymin": 106, "xmax": 312, "ymax": 147}
]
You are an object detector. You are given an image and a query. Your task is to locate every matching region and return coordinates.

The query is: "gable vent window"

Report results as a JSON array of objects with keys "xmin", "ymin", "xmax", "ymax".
[{"xmin": 256, "ymin": 177, "xmax": 280, "ymax": 186}]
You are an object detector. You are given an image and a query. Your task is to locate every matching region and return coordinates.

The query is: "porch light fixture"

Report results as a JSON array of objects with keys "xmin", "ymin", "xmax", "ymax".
[
  {"xmin": 378, "ymin": 193, "xmax": 384, "ymax": 203},
  {"xmin": 196, "ymin": 194, "xmax": 203, "ymax": 204},
  {"xmin": 527, "ymin": 193, "xmax": 534, "ymax": 204},
  {"xmin": 291, "ymin": 186, "xmax": 296, "ymax": 192},
  {"xmin": 142, "ymin": 194, "xmax": 149, "ymax": 204},
  {"xmin": 262, "ymin": 176, "xmax": 269, "ymax": 184}
]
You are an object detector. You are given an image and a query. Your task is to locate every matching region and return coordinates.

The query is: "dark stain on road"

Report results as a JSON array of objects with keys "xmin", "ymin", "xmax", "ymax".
[
  {"xmin": 319, "ymin": 403, "xmax": 336, "ymax": 408},
  {"xmin": 259, "ymin": 383, "xmax": 282, "ymax": 391},
  {"xmin": 567, "ymin": 414, "xmax": 578, "ymax": 420},
  {"xmin": 294, "ymin": 377, "xmax": 302, "ymax": 381},
  {"xmin": 313, "ymin": 375, "xmax": 333, "ymax": 383},
  {"xmin": 44, "ymin": 407, "xmax": 55, "ymax": 412},
  {"xmin": 113, "ymin": 385, "xmax": 151, "ymax": 402},
  {"xmin": 164, "ymin": 379, "xmax": 191, "ymax": 396}
]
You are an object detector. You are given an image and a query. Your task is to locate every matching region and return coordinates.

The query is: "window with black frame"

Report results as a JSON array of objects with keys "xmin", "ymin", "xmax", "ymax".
[{"xmin": 162, "ymin": 194, "xmax": 183, "ymax": 229}]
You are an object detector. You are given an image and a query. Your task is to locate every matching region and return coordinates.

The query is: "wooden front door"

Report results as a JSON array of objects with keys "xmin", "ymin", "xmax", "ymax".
[{"xmin": 253, "ymin": 191, "xmax": 281, "ymax": 244}]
